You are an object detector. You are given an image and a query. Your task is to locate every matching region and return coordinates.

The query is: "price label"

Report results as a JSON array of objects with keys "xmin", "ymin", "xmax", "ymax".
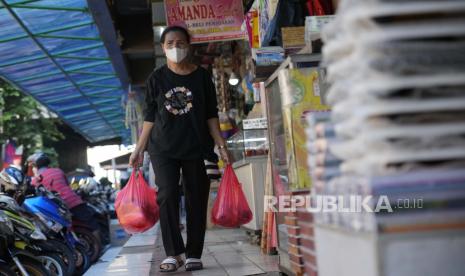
[{"xmin": 243, "ymin": 118, "xmax": 268, "ymax": 129}]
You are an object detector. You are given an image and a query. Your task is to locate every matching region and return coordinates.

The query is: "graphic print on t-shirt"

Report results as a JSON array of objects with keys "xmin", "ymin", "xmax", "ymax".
[{"xmin": 164, "ymin": 86, "xmax": 193, "ymax": 115}]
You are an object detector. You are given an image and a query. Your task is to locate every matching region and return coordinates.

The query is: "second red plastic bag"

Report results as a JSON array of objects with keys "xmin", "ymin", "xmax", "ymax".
[
  {"xmin": 211, "ymin": 165, "xmax": 253, "ymax": 227},
  {"xmin": 115, "ymin": 169, "xmax": 159, "ymax": 234}
]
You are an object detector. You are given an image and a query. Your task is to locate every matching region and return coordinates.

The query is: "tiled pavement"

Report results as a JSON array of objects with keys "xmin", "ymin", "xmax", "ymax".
[
  {"xmin": 86, "ymin": 223, "xmax": 281, "ymax": 276},
  {"xmin": 151, "ymin": 227, "xmax": 280, "ymax": 276},
  {"xmin": 84, "ymin": 225, "xmax": 158, "ymax": 276}
]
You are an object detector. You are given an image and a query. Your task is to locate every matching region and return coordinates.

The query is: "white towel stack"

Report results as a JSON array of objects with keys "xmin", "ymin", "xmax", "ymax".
[{"xmin": 319, "ymin": 0, "xmax": 465, "ymax": 232}]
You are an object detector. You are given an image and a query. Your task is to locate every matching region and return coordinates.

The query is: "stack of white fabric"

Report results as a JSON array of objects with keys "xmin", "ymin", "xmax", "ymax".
[{"xmin": 320, "ymin": 0, "xmax": 465, "ymax": 232}]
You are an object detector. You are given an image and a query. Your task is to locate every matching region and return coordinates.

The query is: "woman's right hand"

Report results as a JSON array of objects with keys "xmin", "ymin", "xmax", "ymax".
[{"xmin": 129, "ymin": 149, "xmax": 143, "ymax": 168}]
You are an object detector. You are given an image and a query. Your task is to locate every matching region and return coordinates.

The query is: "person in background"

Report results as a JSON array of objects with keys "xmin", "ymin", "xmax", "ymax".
[
  {"xmin": 27, "ymin": 152, "xmax": 99, "ymax": 233},
  {"xmin": 129, "ymin": 25, "xmax": 231, "ymax": 272},
  {"xmin": 119, "ymin": 170, "xmax": 130, "ymax": 190}
]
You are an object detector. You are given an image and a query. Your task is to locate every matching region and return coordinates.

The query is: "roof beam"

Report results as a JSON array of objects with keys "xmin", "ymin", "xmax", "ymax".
[
  {"xmin": 84, "ymin": 88, "xmax": 120, "ymax": 96},
  {"xmin": 16, "ymin": 70, "xmax": 62, "ymax": 82},
  {"xmin": 0, "ymin": 0, "xmax": 119, "ymax": 137},
  {"xmin": 45, "ymin": 89, "xmax": 121, "ymax": 104},
  {"xmin": 9, "ymin": 4, "xmax": 88, "ymax": 12},
  {"xmin": 80, "ymin": 84, "xmax": 120, "ymax": 89},
  {"xmin": 0, "ymin": 77, "xmax": 96, "ymax": 142},
  {"xmin": 67, "ymin": 71, "xmax": 116, "ymax": 77},
  {"xmin": 34, "ymin": 83, "xmax": 74, "ymax": 95},
  {"xmin": 86, "ymin": 0, "xmax": 129, "ymax": 90},
  {"xmin": 64, "ymin": 60, "xmax": 110, "ymax": 71},
  {"xmin": 52, "ymin": 42, "xmax": 103, "ymax": 56},
  {"xmin": 0, "ymin": 40, "xmax": 102, "ymax": 69},
  {"xmin": 34, "ymin": 76, "xmax": 119, "ymax": 95},
  {"xmin": 65, "ymin": 109, "xmax": 96, "ymax": 119},
  {"xmin": 55, "ymin": 103, "xmax": 91, "ymax": 112},
  {"xmin": 99, "ymin": 106, "xmax": 121, "ymax": 112},
  {"xmin": 103, "ymin": 113, "xmax": 122, "ymax": 119},
  {"xmin": 105, "ymin": 111, "xmax": 125, "ymax": 116},
  {"xmin": 0, "ymin": 0, "xmax": 39, "ymax": 9},
  {"xmin": 53, "ymin": 55, "xmax": 109, "ymax": 61},
  {"xmin": 45, "ymin": 94, "xmax": 82, "ymax": 104},
  {"xmin": 0, "ymin": 21, "xmax": 93, "ymax": 43},
  {"xmin": 93, "ymin": 98, "xmax": 119, "ymax": 105},
  {"xmin": 0, "ymin": 54, "xmax": 46, "ymax": 68},
  {"xmin": 88, "ymin": 95, "xmax": 121, "ymax": 99},
  {"xmin": 77, "ymin": 75, "xmax": 116, "ymax": 85},
  {"xmin": 36, "ymin": 34, "xmax": 100, "ymax": 41},
  {"xmin": 17, "ymin": 67, "xmax": 116, "ymax": 82}
]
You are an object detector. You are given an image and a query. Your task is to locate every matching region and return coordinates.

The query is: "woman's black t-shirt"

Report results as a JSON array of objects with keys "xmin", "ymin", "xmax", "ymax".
[{"xmin": 144, "ymin": 65, "xmax": 219, "ymax": 161}]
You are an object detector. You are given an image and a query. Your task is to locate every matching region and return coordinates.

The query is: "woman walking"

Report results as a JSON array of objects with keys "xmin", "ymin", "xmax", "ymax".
[{"xmin": 129, "ymin": 26, "xmax": 231, "ymax": 272}]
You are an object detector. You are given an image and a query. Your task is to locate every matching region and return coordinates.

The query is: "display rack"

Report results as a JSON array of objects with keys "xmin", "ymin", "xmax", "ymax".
[
  {"xmin": 264, "ymin": 53, "xmax": 327, "ymax": 275},
  {"xmin": 315, "ymin": 224, "xmax": 465, "ymax": 276}
]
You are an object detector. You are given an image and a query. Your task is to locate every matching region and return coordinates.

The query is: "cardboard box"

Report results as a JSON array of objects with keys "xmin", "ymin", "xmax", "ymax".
[{"xmin": 282, "ymin": 27, "xmax": 306, "ymax": 49}]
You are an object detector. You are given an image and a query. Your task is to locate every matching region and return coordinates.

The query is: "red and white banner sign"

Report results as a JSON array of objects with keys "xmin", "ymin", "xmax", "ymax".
[{"xmin": 164, "ymin": 0, "xmax": 246, "ymax": 43}]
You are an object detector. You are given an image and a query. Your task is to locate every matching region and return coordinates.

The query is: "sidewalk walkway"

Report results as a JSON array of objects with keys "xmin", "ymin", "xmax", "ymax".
[{"xmin": 85, "ymin": 224, "xmax": 281, "ymax": 276}]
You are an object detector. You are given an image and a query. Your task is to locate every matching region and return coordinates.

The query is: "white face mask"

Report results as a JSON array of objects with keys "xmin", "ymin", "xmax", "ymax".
[{"xmin": 165, "ymin": 47, "xmax": 188, "ymax": 63}]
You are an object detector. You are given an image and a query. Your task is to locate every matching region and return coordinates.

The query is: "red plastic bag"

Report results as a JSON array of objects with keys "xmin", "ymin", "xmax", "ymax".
[
  {"xmin": 115, "ymin": 169, "xmax": 159, "ymax": 233},
  {"xmin": 211, "ymin": 165, "xmax": 253, "ymax": 227}
]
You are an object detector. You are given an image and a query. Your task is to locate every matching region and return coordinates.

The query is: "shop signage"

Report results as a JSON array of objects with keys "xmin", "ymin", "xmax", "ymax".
[
  {"xmin": 243, "ymin": 118, "xmax": 268, "ymax": 130},
  {"xmin": 164, "ymin": 0, "xmax": 245, "ymax": 43}
]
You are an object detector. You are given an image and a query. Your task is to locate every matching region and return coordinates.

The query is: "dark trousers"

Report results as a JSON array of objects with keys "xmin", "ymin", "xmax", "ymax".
[{"xmin": 150, "ymin": 155, "xmax": 210, "ymax": 259}]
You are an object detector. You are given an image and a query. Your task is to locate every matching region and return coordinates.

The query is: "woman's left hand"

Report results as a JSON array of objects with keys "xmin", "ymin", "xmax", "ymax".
[{"xmin": 219, "ymin": 147, "xmax": 233, "ymax": 165}]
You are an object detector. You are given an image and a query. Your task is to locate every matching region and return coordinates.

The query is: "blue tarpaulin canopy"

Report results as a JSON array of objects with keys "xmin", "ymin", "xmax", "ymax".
[{"xmin": 0, "ymin": 0, "xmax": 129, "ymax": 143}]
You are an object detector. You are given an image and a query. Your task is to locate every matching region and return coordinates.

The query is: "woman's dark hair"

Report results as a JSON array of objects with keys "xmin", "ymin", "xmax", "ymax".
[
  {"xmin": 36, "ymin": 155, "xmax": 51, "ymax": 169},
  {"xmin": 160, "ymin": 26, "xmax": 191, "ymax": 44}
]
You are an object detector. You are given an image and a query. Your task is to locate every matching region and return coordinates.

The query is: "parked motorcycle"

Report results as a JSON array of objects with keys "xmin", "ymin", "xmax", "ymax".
[
  {"xmin": 0, "ymin": 195, "xmax": 66, "ymax": 276},
  {"xmin": 1, "ymin": 166, "xmax": 90, "ymax": 275},
  {"xmin": 39, "ymin": 187, "xmax": 102, "ymax": 264},
  {"xmin": 0, "ymin": 209, "xmax": 50, "ymax": 276},
  {"xmin": 1, "ymin": 164, "xmax": 110, "ymax": 274},
  {"xmin": 75, "ymin": 179, "xmax": 112, "ymax": 246},
  {"xmin": 82, "ymin": 194, "xmax": 111, "ymax": 246},
  {"xmin": 22, "ymin": 186, "xmax": 91, "ymax": 275}
]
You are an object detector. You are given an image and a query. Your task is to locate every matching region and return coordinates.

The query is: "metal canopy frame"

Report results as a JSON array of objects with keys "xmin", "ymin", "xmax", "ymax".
[{"xmin": 0, "ymin": 0, "xmax": 130, "ymax": 143}]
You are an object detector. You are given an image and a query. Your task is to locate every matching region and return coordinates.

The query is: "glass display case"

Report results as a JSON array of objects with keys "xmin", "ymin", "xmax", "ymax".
[
  {"xmin": 226, "ymin": 120, "xmax": 269, "ymax": 232},
  {"xmin": 264, "ymin": 53, "xmax": 328, "ymax": 275},
  {"xmin": 227, "ymin": 127, "xmax": 269, "ymax": 162}
]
